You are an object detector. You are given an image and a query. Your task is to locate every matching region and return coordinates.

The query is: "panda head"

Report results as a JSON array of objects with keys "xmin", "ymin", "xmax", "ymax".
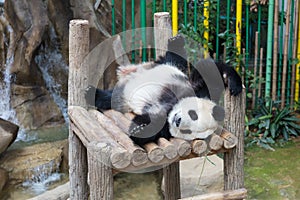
[{"xmin": 167, "ymin": 97, "xmax": 225, "ymax": 140}]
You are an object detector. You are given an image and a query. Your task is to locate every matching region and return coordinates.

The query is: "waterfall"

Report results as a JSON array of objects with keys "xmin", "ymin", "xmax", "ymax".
[
  {"xmin": 0, "ymin": 56, "xmax": 16, "ymax": 121},
  {"xmin": 34, "ymin": 26, "xmax": 69, "ymax": 123}
]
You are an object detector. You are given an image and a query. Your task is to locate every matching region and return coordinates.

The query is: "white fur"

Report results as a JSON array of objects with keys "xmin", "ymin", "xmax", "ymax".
[
  {"xmin": 168, "ymin": 97, "xmax": 220, "ymax": 140},
  {"xmin": 120, "ymin": 64, "xmax": 190, "ymax": 115}
]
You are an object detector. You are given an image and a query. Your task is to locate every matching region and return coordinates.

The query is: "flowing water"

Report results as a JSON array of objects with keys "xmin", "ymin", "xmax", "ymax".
[{"xmin": 0, "ymin": 22, "xmax": 69, "ymax": 198}]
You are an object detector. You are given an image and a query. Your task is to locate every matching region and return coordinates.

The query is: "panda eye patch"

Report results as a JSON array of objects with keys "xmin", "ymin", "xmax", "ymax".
[{"xmin": 188, "ymin": 110, "xmax": 198, "ymax": 121}]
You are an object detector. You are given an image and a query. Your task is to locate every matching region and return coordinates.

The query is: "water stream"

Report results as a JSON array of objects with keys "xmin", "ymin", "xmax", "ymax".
[{"xmin": 0, "ymin": 20, "xmax": 69, "ymax": 198}]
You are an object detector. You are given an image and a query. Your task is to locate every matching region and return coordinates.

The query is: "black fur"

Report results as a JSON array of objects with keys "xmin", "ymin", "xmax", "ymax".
[{"xmin": 88, "ymin": 35, "xmax": 242, "ymax": 146}]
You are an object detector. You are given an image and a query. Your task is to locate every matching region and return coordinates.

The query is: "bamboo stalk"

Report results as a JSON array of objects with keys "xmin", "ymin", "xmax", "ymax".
[
  {"xmin": 295, "ymin": 1, "xmax": 300, "ymax": 102},
  {"xmin": 291, "ymin": 0, "xmax": 299, "ymax": 106},
  {"xmin": 272, "ymin": 0, "xmax": 279, "ymax": 101},
  {"xmin": 265, "ymin": 0, "xmax": 275, "ymax": 99},
  {"xmin": 281, "ymin": 0, "xmax": 291, "ymax": 108},
  {"xmin": 252, "ymin": 31, "xmax": 259, "ymax": 109},
  {"xmin": 287, "ymin": 0, "xmax": 295, "ymax": 105},
  {"xmin": 258, "ymin": 48, "xmax": 264, "ymax": 98}
]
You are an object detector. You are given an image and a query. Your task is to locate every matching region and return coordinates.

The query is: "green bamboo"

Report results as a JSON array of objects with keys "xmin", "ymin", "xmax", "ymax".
[
  {"xmin": 194, "ymin": 0, "xmax": 197, "ymax": 32},
  {"xmin": 153, "ymin": 0, "xmax": 156, "ymax": 14},
  {"xmin": 112, "ymin": 0, "xmax": 115, "ymax": 35},
  {"xmin": 215, "ymin": 0, "xmax": 220, "ymax": 60},
  {"xmin": 245, "ymin": 2, "xmax": 250, "ymax": 97},
  {"xmin": 287, "ymin": 0, "xmax": 295, "ymax": 105},
  {"xmin": 277, "ymin": 0, "xmax": 285, "ymax": 99},
  {"xmin": 226, "ymin": 0, "xmax": 230, "ymax": 60},
  {"xmin": 152, "ymin": 0, "xmax": 156, "ymax": 60},
  {"xmin": 265, "ymin": 0, "xmax": 275, "ymax": 99},
  {"xmin": 184, "ymin": 0, "xmax": 187, "ymax": 26},
  {"xmin": 122, "ymin": 0, "xmax": 126, "ymax": 32},
  {"xmin": 131, "ymin": 0, "xmax": 135, "ymax": 63},
  {"xmin": 255, "ymin": 4, "xmax": 262, "ymax": 107},
  {"xmin": 122, "ymin": 0, "xmax": 126, "ymax": 49},
  {"xmin": 140, "ymin": 0, "xmax": 147, "ymax": 61},
  {"xmin": 163, "ymin": 0, "xmax": 167, "ymax": 11}
]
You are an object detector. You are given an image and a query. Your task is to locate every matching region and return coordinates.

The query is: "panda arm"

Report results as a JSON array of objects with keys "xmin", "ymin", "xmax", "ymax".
[
  {"xmin": 85, "ymin": 85, "xmax": 113, "ymax": 110},
  {"xmin": 215, "ymin": 62, "xmax": 243, "ymax": 96}
]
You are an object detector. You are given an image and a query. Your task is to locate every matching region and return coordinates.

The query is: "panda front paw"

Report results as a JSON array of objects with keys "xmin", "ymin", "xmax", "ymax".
[{"xmin": 228, "ymin": 76, "xmax": 243, "ymax": 96}]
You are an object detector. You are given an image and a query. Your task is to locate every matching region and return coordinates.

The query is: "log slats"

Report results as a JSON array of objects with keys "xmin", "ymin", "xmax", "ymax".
[
  {"xmin": 89, "ymin": 109, "xmax": 148, "ymax": 166},
  {"xmin": 69, "ymin": 107, "xmax": 238, "ymax": 170}
]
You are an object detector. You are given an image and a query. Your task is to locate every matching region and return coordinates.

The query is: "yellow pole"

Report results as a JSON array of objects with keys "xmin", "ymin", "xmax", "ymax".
[
  {"xmin": 204, "ymin": 0, "xmax": 209, "ymax": 56},
  {"xmin": 295, "ymin": 9, "xmax": 300, "ymax": 102},
  {"xmin": 172, "ymin": 0, "xmax": 178, "ymax": 36},
  {"xmin": 236, "ymin": 0, "xmax": 242, "ymax": 70}
]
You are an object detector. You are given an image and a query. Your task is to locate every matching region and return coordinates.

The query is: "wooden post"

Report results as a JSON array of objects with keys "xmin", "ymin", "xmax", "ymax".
[
  {"xmin": 87, "ymin": 142, "xmax": 113, "ymax": 200},
  {"xmin": 154, "ymin": 12, "xmax": 181, "ymax": 199},
  {"xmin": 68, "ymin": 20, "xmax": 89, "ymax": 200},
  {"xmin": 223, "ymin": 89, "xmax": 245, "ymax": 190},
  {"xmin": 154, "ymin": 12, "xmax": 172, "ymax": 58}
]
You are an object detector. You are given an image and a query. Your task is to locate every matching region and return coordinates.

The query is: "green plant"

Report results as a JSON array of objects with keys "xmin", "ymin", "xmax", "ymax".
[{"xmin": 246, "ymin": 99, "xmax": 300, "ymax": 150}]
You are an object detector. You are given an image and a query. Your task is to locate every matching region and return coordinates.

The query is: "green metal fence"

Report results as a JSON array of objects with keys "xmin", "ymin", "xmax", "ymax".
[{"xmin": 110, "ymin": 0, "xmax": 300, "ymax": 109}]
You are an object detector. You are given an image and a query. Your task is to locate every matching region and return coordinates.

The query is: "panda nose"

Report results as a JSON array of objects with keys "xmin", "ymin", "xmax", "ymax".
[
  {"xmin": 174, "ymin": 114, "xmax": 181, "ymax": 127},
  {"xmin": 212, "ymin": 105, "xmax": 225, "ymax": 121}
]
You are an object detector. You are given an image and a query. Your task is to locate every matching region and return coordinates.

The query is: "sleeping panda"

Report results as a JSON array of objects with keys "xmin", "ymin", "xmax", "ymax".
[{"xmin": 89, "ymin": 35, "xmax": 242, "ymax": 146}]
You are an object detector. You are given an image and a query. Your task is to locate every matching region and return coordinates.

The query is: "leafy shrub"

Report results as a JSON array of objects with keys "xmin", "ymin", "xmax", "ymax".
[{"xmin": 246, "ymin": 99, "xmax": 300, "ymax": 150}]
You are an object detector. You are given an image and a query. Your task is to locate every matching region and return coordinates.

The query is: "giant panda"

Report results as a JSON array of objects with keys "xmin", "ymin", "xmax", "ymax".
[{"xmin": 89, "ymin": 35, "xmax": 242, "ymax": 146}]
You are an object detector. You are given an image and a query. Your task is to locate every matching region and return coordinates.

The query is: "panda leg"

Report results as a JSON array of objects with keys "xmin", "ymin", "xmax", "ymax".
[
  {"xmin": 155, "ymin": 35, "xmax": 188, "ymax": 71},
  {"xmin": 85, "ymin": 85, "xmax": 113, "ymax": 110}
]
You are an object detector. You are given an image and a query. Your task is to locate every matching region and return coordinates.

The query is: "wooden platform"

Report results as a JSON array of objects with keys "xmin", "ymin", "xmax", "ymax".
[{"xmin": 69, "ymin": 106, "xmax": 238, "ymax": 171}]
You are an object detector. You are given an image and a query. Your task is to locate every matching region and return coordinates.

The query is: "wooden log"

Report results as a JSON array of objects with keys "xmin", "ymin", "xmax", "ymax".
[
  {"xmin": 179, "ymin": 188, "xmax": 247, "ymax": 200},
  {"xmin": 103, "ymin": 110, "xmax": 131, "ymax": 134},
  {"xmin": 207, "ymin": 134, "xmax": 223, "ymax": 151},
  {"xmin": 192, "ymin": 140, "xmax": 207, "ymax": 155},
  {"xmin": 224, "ymin": 89, "xmax": 245, "ymax": 190},
  {"xmin": 69, "ymin": 106, "xmax": 131, "ymax": 169},
  {"xmin": 157, "ymin": 138, "xmax": 177, "ymax": 159},
  {"xmin": 87, "ymin": 142, "xmax": 113, "ymax": 200},
  {"xmin": 89, "ymin": 109, "xmax": 148, "ymax": 166},
  {"xmin": 220, "ymin": 129, "xmax": 238, "ymax": 149},
  {"xmin": 68, "ymin": 19, "xmax": 89, "ymax": 200},
  {"xmin": 169, "ymin": 138, "xmax": 191, "ymax": 157},
  {"xmin": 144, "ymin": 142, "xmax": 164, "ymax": 163}
]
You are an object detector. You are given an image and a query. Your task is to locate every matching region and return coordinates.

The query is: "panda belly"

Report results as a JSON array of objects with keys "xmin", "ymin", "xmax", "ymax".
[{"xmin": 122, "ymin": 64, "xmax": 191, "ymax": 115}]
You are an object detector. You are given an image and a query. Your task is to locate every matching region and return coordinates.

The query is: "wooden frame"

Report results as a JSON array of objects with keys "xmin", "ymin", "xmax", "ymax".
[{"xmin": 68, "ymin": 13, "xmax": 246, "ymax": 200}]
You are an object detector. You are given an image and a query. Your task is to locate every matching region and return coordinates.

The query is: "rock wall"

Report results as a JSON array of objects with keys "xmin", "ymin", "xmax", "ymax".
[{"xmin": 1, "ymin": 0, "xmax": 147, "ymax": 130}]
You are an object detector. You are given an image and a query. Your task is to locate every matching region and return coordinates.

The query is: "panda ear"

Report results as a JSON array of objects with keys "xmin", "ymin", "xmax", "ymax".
[{"xmin": 212, "ymin": 105, "xmax": 225, "ymax": 121}]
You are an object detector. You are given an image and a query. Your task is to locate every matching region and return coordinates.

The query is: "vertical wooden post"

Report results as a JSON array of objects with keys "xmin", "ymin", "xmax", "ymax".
[
  {"xmin": 154, "ymin": 12, "xmax": 181, "ymax": 200},
  {"xmin": 68, "ymin": 20, "xmax": 90, "ymax": 200},
  {"xmin": 154, "ymin": 12, "xmax": 172, "ymax": 58},
  {"xmin": 87, "ymin": 142, "xmax": 113, "ymax": 200},
  {"xmin": 224, "ymin": 89, "xmax": 245, "ymax": 190}
]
